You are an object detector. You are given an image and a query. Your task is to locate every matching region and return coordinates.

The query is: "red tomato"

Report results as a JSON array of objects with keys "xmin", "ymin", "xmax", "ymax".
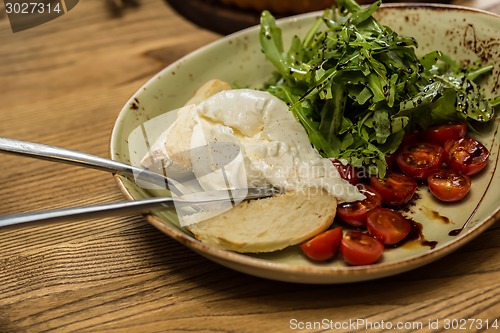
[
  {"xmin": 330, "ymin": 159, "xmax": 361, "ymax": 185},
  {"xmin": 300, "ymin": 227, "xmax": 343, "ymax": 261},
  {"xmin": 396, "ymin": 142, "xmax": 444, "ymax": 180},
  {"xmin": 427, "ymin": 169, "xmax": 472, "ymax": 202},
  {"xmin": 370, "ymin": 172, "xmax": 418, "ymax": 207},
  {"xmin": 340, "ymin": 231, "xmax": 384, "ymax": 266},
  {"xmin": 401, "ymin": 131, "xmax": 422, "ymax": 147},
  {"xmin": 385, "ymin": 153, "xmax": 397, "ymax": 171},
  {"xmin": 443, "ymin": 138, "xmax": 489, "ymax": 176},
  {"xmin": 337, "ymin": 185, "xmax": 382, "ymax": 228},
  {"xmin": 422, "ymin": 122, "xmax": 467, "ymax": 145},
  {"xmin": 366, "ymin": 208, "xmax": 411, "ymax": 245}
]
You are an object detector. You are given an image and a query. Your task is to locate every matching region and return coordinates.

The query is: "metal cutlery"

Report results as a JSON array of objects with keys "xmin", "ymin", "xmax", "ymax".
[
  {"xmin": 0, "ymin": 137, "xmax": 240, "ymax": 195},
  {"xmin": 0, "ymin": 137, "xmax": 278, "ymax": 228},
  {"xmin": 0, "ymin": 186, "xmax": 280, "ymax": 228},
  {"xmin": 0, "ymin": 136, "xmax": 180, "ymax": 193}
]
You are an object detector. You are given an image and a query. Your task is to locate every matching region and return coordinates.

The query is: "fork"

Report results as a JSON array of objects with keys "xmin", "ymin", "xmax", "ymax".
[{"xmin": 0, "ymin": 137, "xmax": 182, "ymax": 194}]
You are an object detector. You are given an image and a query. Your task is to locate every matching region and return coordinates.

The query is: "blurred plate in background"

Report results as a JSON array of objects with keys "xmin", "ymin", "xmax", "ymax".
[{"xmin": 165, "ymin": 0, "xmax": 452, "ymax": 34}]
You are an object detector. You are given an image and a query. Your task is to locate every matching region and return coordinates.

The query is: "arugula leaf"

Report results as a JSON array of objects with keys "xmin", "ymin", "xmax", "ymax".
[{"xmin": 259, "ymin": 0, "xmax": 498, "ymax": 177}]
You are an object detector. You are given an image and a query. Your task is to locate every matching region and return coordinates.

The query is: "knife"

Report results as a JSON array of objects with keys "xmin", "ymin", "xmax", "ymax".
[{"xmin": 0, "ymin": 186, "xmax": 281, "ymax": 228}]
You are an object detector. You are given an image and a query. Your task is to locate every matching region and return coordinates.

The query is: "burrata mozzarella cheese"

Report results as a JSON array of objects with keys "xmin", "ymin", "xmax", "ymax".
[{"xmin": 142, "ymin": 89, "xmax": 364, "ymax": 203}]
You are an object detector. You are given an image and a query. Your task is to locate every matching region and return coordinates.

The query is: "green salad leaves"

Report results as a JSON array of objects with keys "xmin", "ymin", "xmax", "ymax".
[{"xmin": 259, "ymin": 0, "xmax": 499, "ymax": 177}]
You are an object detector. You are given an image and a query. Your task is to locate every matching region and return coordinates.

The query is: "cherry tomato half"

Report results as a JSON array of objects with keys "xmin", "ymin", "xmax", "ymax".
[
  {"xmin": 422, "ymin": 122, "xmax": 467, "ymax": 145},
  {"xmin": 330, "ymin": 159, "xmax": 361, "ymax": 185},
  {"xmin": 366, "ymin": 208, "xmax": 411, "ymax": 245},
  {"xmin": 401, "ymin": 131, "xmax": 422, "ymax": 147},
  {"xmin": 396, "ymin": 142, "xmax": 444, "ymax": 180},
  {"xmin": 337, "ymin": 185, "xmax": 382, "ymax": 228},
  {"xmin": 370, "ymin": 172, "xmax": 418, "ymax": 207},
  {"xmin": 300, "ymin": 227, "xmax": 343, "ymax": 262},
  {"xmin": 427, "ymin": 169, "xmax": 472, "ymax": 202},
  {"xmin": 340, "ymin": 231, "xmax": 384, "ymax": 266},
  {"xmin": 385, "ymin": 153, "xmax": 397, "ymax": 171},
  {"xmin": 443, "ymin": 137, "xmax": 489, "ymax": 176}
]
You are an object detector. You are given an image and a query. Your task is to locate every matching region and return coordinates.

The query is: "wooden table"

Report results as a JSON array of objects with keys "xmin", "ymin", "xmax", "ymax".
[{"xmin": 0, "ymin": 1, "xmax": 499, "ymax": 332}]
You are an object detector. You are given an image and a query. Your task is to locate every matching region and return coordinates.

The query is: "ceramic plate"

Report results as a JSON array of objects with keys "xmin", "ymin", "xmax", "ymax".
[{"xmin": 111, "ymin": 4, "xmax": 500, "ymax": 283}]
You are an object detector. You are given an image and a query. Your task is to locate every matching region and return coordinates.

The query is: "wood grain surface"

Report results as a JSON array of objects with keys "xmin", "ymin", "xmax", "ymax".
[{"xmin": 0, "ymin": 1, "xmax": 499, "ymax": 332}]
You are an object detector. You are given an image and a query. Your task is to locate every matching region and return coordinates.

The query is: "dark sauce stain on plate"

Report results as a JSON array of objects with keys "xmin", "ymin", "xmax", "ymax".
[
  {"xmin": 381, "ymin": 188, "xmax": 438, "ymax": 249},
  {"xmin": 130, "ymin": 97, "xmax": 140, "ymax": 110},
  {"xmin": 407, "ymin": 220, "xmax": 438, "ymax": 249},
  {"xmin": 429, "ymin": 210, "xmax": 451, "ymax": 224},
  {"xmin": 388, "ymin": 219, "xmax": 438, "ymax": 250},
  {"xmin": 463, "ymin": 23, "xmax": 500, "ymax": 93}
]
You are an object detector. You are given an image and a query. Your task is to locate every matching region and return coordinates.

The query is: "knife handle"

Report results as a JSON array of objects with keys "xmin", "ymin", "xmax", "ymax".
[{"xmin": 0, "ymin": 197, "xmax": 175, "ymax": 228}]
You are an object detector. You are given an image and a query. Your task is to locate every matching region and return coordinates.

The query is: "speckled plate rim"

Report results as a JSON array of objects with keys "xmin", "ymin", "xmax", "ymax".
[{"xmin": 111, "ymin": 4, "xmax": 500, "ymax": 284}]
